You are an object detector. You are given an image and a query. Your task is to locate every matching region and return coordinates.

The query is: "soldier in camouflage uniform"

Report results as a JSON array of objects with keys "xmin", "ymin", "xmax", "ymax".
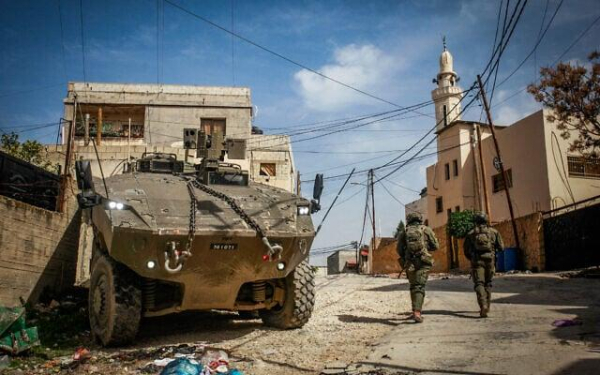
[
  {"xmin": 397, "ymin": 212, "xmax": 439, "ymax": 323},
  {"xmin": 464, "ymin": 211, "xmax": 504, "ymax": 318}
]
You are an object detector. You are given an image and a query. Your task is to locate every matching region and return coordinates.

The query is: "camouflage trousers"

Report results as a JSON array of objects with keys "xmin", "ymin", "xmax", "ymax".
[
  {"xmin": 471, "ymin": 255, "xmax": 495, "ymax": 309},
  {"xmin": 405, "ymin": 257, "xmax": 432, "ymax": 311}
]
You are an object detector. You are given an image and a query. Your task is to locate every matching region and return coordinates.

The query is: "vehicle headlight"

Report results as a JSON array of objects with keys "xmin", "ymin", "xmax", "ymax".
[
  {"xmin": 107, "ymin": 201, "xmax": 126, "ymax": 210},
  {"xmin": 297, "ymin": 206, "xmax": 310, "ymax": 215}
]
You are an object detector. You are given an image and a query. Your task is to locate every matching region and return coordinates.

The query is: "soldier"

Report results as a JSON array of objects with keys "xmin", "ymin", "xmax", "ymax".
[
  {"xmin": 464, "ymin": 211, "xmax": 504, "ymax": 318},
  {"xmin": 397, "ymin": 212, "xmax": 439, "ymax": 323}
]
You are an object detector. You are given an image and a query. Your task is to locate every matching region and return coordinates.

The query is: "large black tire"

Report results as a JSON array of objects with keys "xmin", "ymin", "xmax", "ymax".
[
  {"xmin": 260, "ymin": 260, "xmax": 315, "ymax": 329},
  {"xmin": 89, "ymin": 253, "xmax": 142, "ymax": 346}
]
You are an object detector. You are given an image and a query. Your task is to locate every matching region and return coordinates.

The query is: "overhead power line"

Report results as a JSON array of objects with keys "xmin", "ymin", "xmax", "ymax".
[
  {"xmin": 79, "ymin": 0, "xmax": 87, "ymax": 81},
  {"xmin": 163, "ymin": 0, "xmax": 432, "ymax": 113}
]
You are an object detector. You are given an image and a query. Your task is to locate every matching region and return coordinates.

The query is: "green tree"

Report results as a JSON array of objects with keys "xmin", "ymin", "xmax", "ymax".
[
  {"xmin": 528, "ymin": 51, "xmax": 600, "ymax": 156},
  {"xmin": 1, "ymin": 132, "xmax": 57, "ymax": 172},
  {"xmin": 447, "ymin": 210, "xmax": 476, "ymax": 239},
  {"xmin": 393, "ymin": 220, "xmax": 405, "ymax": 238}
]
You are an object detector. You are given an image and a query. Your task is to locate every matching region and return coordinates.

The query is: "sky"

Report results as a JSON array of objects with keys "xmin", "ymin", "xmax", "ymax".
[{"xmin": 1, "ymin": 0, "xmax": 599, "ymax": 265}]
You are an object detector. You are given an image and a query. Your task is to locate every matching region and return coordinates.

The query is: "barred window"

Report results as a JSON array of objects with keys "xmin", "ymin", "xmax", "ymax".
[
  {"xmin": 568, "ymin": 156, "xmax": 600, "ymax": 179},
  {"xmin": 492, "ymin": 169, "xmax": 513, "ymax": 193},
  {"xmin": 259, "ymin": 163, "xmax": 277, "ymax": 177}
]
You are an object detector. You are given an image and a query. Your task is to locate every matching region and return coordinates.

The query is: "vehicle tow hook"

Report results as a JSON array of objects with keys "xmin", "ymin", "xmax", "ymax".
[
  {"xmin": 262, "ymin": 237, "xmax": 283, "ymax": 261},
  {"xmin": 164, "ymin": 241, "xmax": 191, "ymax": 273}
]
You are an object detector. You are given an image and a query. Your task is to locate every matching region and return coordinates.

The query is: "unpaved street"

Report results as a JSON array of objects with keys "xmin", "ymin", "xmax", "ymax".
[{"xmin": 6, "ymin": 272, "xmax": 600, "ymax": 374}]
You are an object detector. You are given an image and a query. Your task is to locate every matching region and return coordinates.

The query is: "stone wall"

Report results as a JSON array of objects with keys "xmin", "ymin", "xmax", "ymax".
[
  {"xmin": 492, "ymin": 212, "xmax": 545, "ymax": 271},
  {"xmin": 372, "ymin": 237, "xmax": 401, "ymax": 274},
  {"xmin": 431, "ymin": 212, "xmax": 545, "ymax": 273},
  {"xmin": 0, "ymin": 189, "xmax": 80, "ymax": 306}
]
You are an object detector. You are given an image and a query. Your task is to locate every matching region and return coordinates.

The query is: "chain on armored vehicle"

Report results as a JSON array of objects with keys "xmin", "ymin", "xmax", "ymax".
[{"xmin": 74, "ymin": 128, "xmax": 323, "ymax": 346}]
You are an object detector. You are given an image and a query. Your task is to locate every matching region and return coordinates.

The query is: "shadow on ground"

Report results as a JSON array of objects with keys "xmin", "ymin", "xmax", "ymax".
[
  {"xmin": 135, "ymin": 311, "xmax": 267, "ymax": 348},
  {"xmin": 367, "ymin": 274, "xmax": 600, "ymax": 346}
]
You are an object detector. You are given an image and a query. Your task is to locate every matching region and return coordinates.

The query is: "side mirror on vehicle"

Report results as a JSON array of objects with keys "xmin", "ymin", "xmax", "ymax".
[
  {"xmin": 313, "ymin": 174, "xmax": 324, "ymax": 201},
  {"xmin": 75, "ymin": 160, "xmax": 102, "ymax": 209},
  {"xmin": 311, "ymin": 174, "xmax": 324, "ymax": 213},
  {"xmin": 75, "ymin": 160, "xmax": 95, "ymax": 191}
]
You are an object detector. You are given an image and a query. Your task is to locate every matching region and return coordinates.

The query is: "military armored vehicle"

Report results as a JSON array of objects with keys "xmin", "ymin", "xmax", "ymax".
[{"xmin": 74, "ymin": 129, "xmax": 323, "ymax": 346}]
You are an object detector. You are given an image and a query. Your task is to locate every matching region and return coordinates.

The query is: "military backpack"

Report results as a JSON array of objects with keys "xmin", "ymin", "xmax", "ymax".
[
  {"xmin": 406, "ymin": 225, "xmax": 427, "ymax": 255},
  {"xmin": 473, "ymin": 226, "xmax": 494, "ymax": 253}
]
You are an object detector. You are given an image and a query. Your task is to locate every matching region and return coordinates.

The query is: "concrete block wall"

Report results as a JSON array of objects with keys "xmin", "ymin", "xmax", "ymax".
[{"xmin": 0, "ymin": 190, "xmax": 80, "ymax": 306}]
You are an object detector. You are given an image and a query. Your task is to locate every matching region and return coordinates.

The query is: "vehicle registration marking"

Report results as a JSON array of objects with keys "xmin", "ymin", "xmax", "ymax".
[{"xmin": 210, "ymin": 243, "xmax": 238, "ymax": 250}]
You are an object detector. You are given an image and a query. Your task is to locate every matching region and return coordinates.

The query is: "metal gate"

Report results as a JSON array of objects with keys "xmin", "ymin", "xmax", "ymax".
[{"xmin": 543, "ymin": 200, "xmax": 600, "ymax": 271}]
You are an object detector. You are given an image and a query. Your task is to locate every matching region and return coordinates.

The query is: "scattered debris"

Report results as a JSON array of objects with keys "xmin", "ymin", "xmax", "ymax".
[
  {"xmin": 72, "ymin": 347, "xmax": 91, "ymax": 361},
  {"xmin": 160, "ymin": 358, "xmax": 202, "ymax": 375},
  {"xmin": 552, "ymin": 319, "xmax": 583, "ymax": 327},
  {"xmin": 0, "ymin": 354, "xmax": 10, "ymax": 370},
  {"xmin": 0, "ymin": 306, "xmax": 40, "ymax": 355}
]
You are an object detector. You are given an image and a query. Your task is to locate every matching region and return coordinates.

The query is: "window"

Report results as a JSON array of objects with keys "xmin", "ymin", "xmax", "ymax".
[
  {"xmin": 492, "ymin": 169, "xmax": 513, "ymax": 193},
  {"xmin": 453, "ymin": 159, "xmax": 459, "ymax": 177},
  {"xmin": 455, "ymin": 206, "xmax": 460, "ymax": 212},
  {"xmin": 447, "ymin": 208, "xmax": 452, "ymax": 219},
  {"xmin": 567, "ymin": 156, "xmax": 600, "ymax": 179},
  {"xmin": 436, "ymin": 197, "xmax": 443, "ymax": 213},
  {"xmin": 201, "ymin": 118, "xmax": 226, "ymax": 135},
  {"xmin": 259, "ymin": 163, "xmax": 277, "ymax": 177},
  {"xmin": 444, "ymin": 163, "xmax": 450, "ymax": 180}
]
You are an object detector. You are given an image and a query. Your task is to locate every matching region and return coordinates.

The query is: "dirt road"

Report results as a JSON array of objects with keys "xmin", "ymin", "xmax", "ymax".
[
  {"xmin": 134, "ymin": 273, "xmax": 409, "ymax": 374},
  {"xmin": 7, "ymin": 272, "xmax": 599, "ymax": 374},
  {"xmin": 363, "ymin": 273, "xmax": 600, "ymax": 375}
]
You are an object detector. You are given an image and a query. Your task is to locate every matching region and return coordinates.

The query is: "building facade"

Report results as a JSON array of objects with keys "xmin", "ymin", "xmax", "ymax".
[
  {"xmin": 424, "ymin": 47, "xmax": 600, "ymax": 228},
  {"xmin": 53, "ymin": 82, "xmax": 296, "ymax": 192}
]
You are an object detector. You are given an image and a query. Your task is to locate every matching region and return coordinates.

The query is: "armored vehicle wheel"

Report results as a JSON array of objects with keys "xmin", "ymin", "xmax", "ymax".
[
  {"xmin": 260, "ymin": 260, "xmax": 315, "ymax": 329},
  {"xmin": 89, "ymin": 253, "xmax": 142, "ymax": 346}
]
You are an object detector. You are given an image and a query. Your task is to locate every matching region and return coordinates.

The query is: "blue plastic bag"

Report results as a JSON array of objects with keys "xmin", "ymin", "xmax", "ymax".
[{"xmin": 160, "ymin": 358, "xmax": 203, "ymax": 375}]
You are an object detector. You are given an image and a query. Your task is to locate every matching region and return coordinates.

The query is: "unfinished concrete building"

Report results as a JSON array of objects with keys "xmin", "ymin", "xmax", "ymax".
[{"xmin": 52, "ymin": 82, "xmax": 297, "ymax": 192}]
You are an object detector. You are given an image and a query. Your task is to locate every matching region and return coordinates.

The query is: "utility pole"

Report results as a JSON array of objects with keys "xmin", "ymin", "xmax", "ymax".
[
  {"xmin": 369, "ymin": 169, "xmax": 376, "ymax": 275},
  {"xmin": 476, "ymin": 124, "xmax": 491, "ymax": 219},
  {"xmin": 477, "ymin": 75, "xmax": 521, "ymax": 251}
]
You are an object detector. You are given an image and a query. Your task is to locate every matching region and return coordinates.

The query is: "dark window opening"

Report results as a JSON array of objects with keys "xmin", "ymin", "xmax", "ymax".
[
  {"xmin": 436, "ymin": 197, "xmax": 443, "ymax": 213},
  {"xmin": 447, "ymin": 208, "xmax": 452, "ymax": 219},
  {"xmin": 453, "ymin": 159, "xmax": 459, "ymax": 177},
  {"xmin": 444, "ymin": 163, "xmax": 450, "ymax": 180},
  {"xmin": 492, "ymin": 169, "xmax": 513, "ymax": 193},
  {"xmin": 567, "ymin": 156, "xmax": 600, "ymax": 179},
  {"xmin": 259, "ymin": 163, "xmax": 277, "ymax": 177},
  {"xmin": 455, "ymin": 206, "xmax": 460, "ymax": 212}
]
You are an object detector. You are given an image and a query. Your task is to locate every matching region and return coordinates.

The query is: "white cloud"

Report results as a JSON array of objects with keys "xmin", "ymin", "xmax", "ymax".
[{"xmin": 293, "ymin": 44, "xmax": 400, "ymax": 112}]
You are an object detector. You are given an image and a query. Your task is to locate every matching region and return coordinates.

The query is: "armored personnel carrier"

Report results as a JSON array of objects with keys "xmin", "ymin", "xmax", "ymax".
[{"xmin": 74, "ymin": 129, "xmax": 323, "ymax": 346}]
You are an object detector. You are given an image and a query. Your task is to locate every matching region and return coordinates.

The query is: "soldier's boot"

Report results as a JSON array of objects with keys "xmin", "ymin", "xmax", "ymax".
[
  {"xmin": 478, "ymin": 299, "xmax": 488, "ymax": 318},
  {"xmin": 413, "ymin": 310, "xmax": 424, "ymax": 323}
]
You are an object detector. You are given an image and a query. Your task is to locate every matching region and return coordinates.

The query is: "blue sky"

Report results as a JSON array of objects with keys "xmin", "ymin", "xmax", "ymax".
[{"xmin": 1, "ymin": 0, "xmax": 599, "ymax": 264}]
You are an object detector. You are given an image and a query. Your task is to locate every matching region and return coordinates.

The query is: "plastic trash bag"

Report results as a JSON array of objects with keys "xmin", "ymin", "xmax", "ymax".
[{"xmin": 159, "ymin": 358, "xmax": 203, "ymax": 375}]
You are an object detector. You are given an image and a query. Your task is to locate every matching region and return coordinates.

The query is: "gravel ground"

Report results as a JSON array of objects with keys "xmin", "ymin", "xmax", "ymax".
[{"xmin": 3, "ymin": 273, "xmax": 412, "ymax": 375}]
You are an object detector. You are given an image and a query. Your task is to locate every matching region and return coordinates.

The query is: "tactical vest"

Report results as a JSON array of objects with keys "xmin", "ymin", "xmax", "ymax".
[
  {"xmin": 472, "ymin": 226, "xmax": 495, "ymax": 253},
  {"xmin": 406, "ymin": 225, "xmax": 427, "ymax": 255}
]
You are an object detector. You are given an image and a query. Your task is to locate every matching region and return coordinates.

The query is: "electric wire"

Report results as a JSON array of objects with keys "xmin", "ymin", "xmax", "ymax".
[{"xmin": 162, "ymin": 0, "xmax": 433, "ymax": 114}]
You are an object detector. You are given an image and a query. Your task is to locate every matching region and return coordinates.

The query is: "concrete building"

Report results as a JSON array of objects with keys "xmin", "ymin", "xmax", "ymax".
[
  {"xmin": 405, "ymin": 187, "xmax": 428, "ymax": 225},
  {"xmin": 424, "ymin": 46, "xmax": 600, "ymax": 228},
  {"xmin": 53, "ymin": 82, "xmax": 296, "ymax": 192},
  {"xmin": 327, "ymin": 250, "xmax": 357, "ymax": 275}
]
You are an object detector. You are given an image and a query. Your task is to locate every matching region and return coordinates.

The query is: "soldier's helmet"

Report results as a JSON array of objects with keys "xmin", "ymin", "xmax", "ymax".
[
  {"xmin": 473, "ymin": 211, "xmax": 488, "ymax": 225},
  {"xmin": 406, "ymin": 212, "xmax": 423, "ymax": 224}
]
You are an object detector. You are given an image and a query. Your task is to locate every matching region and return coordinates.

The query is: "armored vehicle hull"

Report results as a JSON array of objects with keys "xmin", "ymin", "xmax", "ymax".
[{"xmin": 78, "ymin": 163, "xmax": 319, "ymax": 346}]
